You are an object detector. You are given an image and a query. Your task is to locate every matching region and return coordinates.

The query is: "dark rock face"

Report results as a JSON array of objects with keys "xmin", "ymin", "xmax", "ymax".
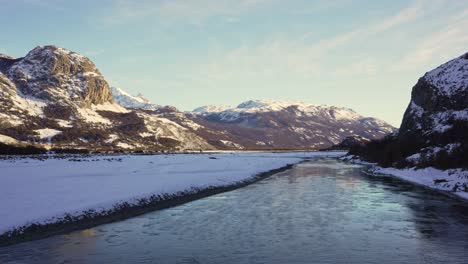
[
  {"xmin": 3, "ymin": 46, "xmax": 114, "ymax": 107},
  {"xmin": 352, "ymin": 51, "xmax": 468, "ymax": 169},
  {"xmin": 327, "ymin": 136, "xmax": 370, "ymax": 150}
]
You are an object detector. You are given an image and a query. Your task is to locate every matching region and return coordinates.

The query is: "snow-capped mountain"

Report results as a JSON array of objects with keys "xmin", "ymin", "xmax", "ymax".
[
  {"xmin": 192, "ymin": 105, "xmax": 232, "ymax": 114},
  {"xmin": 186, "ymin": 100, "xmax": 396, "ymax": 150},
  {"xmin": 110, "ymin": 87, "xmax": 161, "ymax": 111},
  {"xmin": 194, "ymin": 100, "xmax": 370, "ymax": 122},
  {"xmin": 351, "ymin": 51, "xmax": 467, "ymax": 169},
  {"xmin": 0, "ymin": 46, "xmax": 213, "ymax": 152},
  {"xmin": 0, "ymin": 45, "xmax": 396, "ymax": 152}
]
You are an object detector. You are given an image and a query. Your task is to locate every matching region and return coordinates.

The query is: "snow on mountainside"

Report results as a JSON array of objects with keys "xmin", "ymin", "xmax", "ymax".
[
  {"xmin": 187, "ymin": 100, "xmax": 396, "ymax": 150},
  {"xmin": 350, "ymin": 51, "xmax": 467, "ymax": 172},
  {"xmin": 401, "ymin": 52, "xmax": 468, "ymax": 136},
  {"xmin": 0, "ymin": 46, "xmax": 396, "ymax": 152},
  {"xmin": 193, "ymin": 100, "xmax": 367, "ymax": 122},
  {"xmin": 110, "ymin": 87, "xmax": 161, "ymax": 111},
  {"xmin": 193, "ymin": 105, "xmax": 232, "ymax": 114},
  {"xmin": 110, "ymin": 86, "xmax": 395, "ymax": 150},
  {"xmin": 0, "ymin": 46, "xmax": 213, "ymax": 152},
  {"xmin": 6, "ymin": 46, "xmax": 114, "ymax": 106},
  {"xmin": 347, "ymin": 52, "xmax": 468, "ymax": 199}
]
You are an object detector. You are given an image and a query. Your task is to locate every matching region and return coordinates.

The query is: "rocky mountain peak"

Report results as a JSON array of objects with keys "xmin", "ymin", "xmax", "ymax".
[
  {"xmin": 351, "ymin": 51, "xmax": 467, "ymax": 170},
  {"xmin": 5, "ymin": 45, "xmax": 113, "ymax": 107},
  {"xmin": 400, "ymin": 51, "xmax": 468, "ymax": 135}
]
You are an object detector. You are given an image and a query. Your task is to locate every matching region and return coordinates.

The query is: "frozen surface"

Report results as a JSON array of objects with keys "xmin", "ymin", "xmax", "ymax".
[
  {"xmin": 2, "ymin": 159, "xmax": 468, "ymax": 264},
  {"xmin": 371, "ymin": 166, "xmax": 468, "ymax": 200},
  {"xmin": 343, "ymin": 156, "xmax": 468, "ymax": 200},
  {"xmin": 0, "ymin": 152, "xmax": 343, "ymax": 235}
]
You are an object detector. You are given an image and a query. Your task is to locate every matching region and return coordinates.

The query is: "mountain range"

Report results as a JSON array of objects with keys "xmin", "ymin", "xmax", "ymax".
[{"xmin": 0, "ymin": 45, "xmax": 395, "ymax": 152}]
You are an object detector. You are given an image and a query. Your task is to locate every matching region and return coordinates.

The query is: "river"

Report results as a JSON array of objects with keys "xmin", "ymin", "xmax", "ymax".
[{"xmin": 1, "ymin": 159, "xmax": 467, "ymax": 263}]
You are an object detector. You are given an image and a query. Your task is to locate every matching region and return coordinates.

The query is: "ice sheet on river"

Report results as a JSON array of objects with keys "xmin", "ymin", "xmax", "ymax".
[{"xmin": 0, "ymin": 152, "xmax": 343, "ymax": 235}]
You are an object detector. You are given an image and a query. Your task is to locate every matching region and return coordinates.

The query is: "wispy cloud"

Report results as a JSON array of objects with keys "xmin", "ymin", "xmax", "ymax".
[
  {"xmin": 105, "ymin": 0, "xmax": 277, "ymax": 26},
  {"xmin": 396, "ymin": 7, "xmax": 468, "ymax": 69},
  {"xmin": 368, "ymin": 1, "xmax": 424, "ymax": 34},
  {"xmin": 193, "ymin": 0, "xmax": 435, "ymax": 82}
]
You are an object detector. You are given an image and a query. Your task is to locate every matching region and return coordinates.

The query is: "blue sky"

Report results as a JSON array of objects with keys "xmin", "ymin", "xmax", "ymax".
[{"xmin": 1, "ymin": 0, "xmax": 467, "ymax": 126}]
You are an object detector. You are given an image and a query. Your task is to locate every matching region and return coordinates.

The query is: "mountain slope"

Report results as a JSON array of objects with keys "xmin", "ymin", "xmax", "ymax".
[
  {"xmin": 350, "ymin": 51, "xmax": 468, "ymax": 169},
  {"xmin": 186, "ymin": 100, "xmax": 396, "ymax": 150},
  {"xmin": 0, "ymin": 46, "xmax": 213, "ymax": 152},
  {"xmin": 108, "ymin": 88, "xmax": 396, "ymax": 151},
  {"xmin": 110, "ymin": 87, "xmax": 161, "ymax": 111}
]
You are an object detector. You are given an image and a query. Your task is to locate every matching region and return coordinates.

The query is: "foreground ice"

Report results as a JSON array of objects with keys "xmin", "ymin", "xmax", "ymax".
[
  {"xmin": 0, "ymin": 151, "xmax": 343, "ymax": 235},
  {"xmin": 344, "ymin": 156, "xmax": 468, "ymax": 200},
  {"xmin": 371, "ymin": 166, "xmax": 468, "ymax": 200}
]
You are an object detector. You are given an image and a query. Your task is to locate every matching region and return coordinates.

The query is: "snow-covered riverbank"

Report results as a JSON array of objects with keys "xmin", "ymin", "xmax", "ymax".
[
  {"xmin": 0, "ymin": 151, "xmax": 344, "ymax": 242},
  {"xmin": 343, "ymin": 156, "xmax": 468, "ymax": 200}
]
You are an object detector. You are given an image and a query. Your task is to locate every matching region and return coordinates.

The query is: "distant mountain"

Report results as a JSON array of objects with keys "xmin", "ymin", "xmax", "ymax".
[
  {"xmin": 0, "ymin": 45, "xmax": 396, "ymax": 153},
  {"xmin": 110, "ymin": 87, "xmax": 161, "ymax": 111},
  {"xmin": 184, "ymin": 100, "xmax": 395, "ymax": 150},
  {"xmin": 0, "ymin": 46, "xmax": 213, "ymax": 152},
  {"xmin": 350, "ymin": 51, "xmax": 468, "ymax": 169}
]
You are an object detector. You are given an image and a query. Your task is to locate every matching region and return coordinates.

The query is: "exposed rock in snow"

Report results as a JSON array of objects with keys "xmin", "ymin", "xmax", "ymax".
[
  {"xmin": 401, "ymin": 52, "xmax": 468, "ymax": 136},
  {"xmin": 6, "ymin": 45, "xmax": 114, "ymax": 107}
]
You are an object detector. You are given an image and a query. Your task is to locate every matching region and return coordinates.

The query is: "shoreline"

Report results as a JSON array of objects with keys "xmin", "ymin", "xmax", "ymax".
[
  {"xmin": 0, "ymin": 162, "xmax": 299, "ymax": 247},
  {"xmin": 343, "ymin": 156, "xmax": 468, "ymax": 202},
  {"xmin": 361, "ymin": 168, "xmax": 468, "ymax": 203}
]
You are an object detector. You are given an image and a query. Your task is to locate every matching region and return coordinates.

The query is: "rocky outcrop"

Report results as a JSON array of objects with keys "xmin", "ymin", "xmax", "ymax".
[
  {"xmin": 400, "ymin": 52, "xmax": 468, "ymax": 136},
  {"xmin": 2, "ymin": 46, "xmax": 114, "ymax": 107},
  {"xmin": 326, "ymin": 136, "xmax": 370, "ymax": 150},
  {"xmin": 0, "ymin": 46, "xmax": 214, "ymax": 152},
  {"xmin": 350, "ymin": 52, "xmax": 467, "ymax": 169}
]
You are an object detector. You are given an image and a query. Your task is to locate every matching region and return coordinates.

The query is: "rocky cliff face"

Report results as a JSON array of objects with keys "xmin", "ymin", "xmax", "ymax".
[
  {"xmin": 3, "ymin": 46, "xmax": 114, "ymax": 107},
  {"xmin": 400, "ymin": 52, "xmax": 468, "ymax": 136},
  {"xmin": 0, "ymin": 46, "xmax": 213, "ymax": 152},
  {"xmin": 350, "ymin": 52, "xmax": 467, "ymax": 169}
]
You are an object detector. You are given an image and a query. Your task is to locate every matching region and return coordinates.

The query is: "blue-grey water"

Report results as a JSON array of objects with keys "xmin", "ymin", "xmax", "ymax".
[{"xmin": 1, "ymin": 159, "xmax": 468, "ymax": 264}]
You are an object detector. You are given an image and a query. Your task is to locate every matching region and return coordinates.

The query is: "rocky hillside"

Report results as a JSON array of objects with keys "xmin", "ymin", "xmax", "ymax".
[
  {"xmin": 112, "ymin": 89, "xmax": 395, "ymax": 150},
  {"xmin": 0, "ymin": 45, "xmax": 395, "ymax": 153},
  {"xmin": 0, "ymin": 46, "xmax": 213, "ymax": 152},
  {"xmin": 186, "ymin": 100, "xmax": 395, "ymax": 150},
  {"xmin": 350, "ymin": 52, "xmax": 468, "ymax": 169}
]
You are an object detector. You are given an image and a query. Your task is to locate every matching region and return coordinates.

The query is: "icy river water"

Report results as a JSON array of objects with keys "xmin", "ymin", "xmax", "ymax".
[{"xmin": 1, "ymin": 159, "xmax": 468, "ymax": 264}]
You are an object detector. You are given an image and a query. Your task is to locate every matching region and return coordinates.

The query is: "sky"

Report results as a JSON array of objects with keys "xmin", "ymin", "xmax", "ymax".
[{"xmin": 1, "ymin": 0, "xmax": 467, "ymax": 126}]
